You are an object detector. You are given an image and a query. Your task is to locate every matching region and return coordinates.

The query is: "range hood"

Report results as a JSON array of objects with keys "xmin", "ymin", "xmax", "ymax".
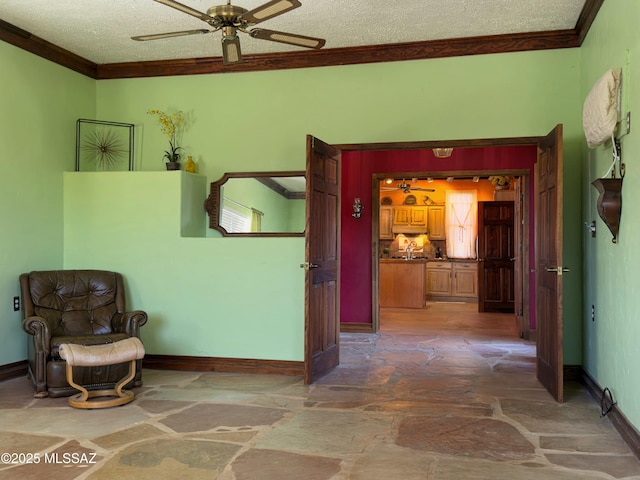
[{"xmin": 392, "ymin": 225, "xmax": 427, "ymax": 234}]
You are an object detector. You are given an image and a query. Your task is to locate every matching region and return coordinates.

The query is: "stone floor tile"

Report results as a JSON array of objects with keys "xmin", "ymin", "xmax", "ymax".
[
  {"xmin": 0, "ymin": 405, "xmax": 151, "ymax": 437},
  {"xmin": 313, "ymin": 365, "xmax": 395, "ymax": 386},
  {"xmin": 160, "ymin": 403, "xmax": 288, "ymax": 433},
  {"xmin": 231, "ymin": 449, "xmax": 342, "ymax": 480},
  {"xmin": 91, "ymin": 424, "xmax": 166, "ymax": 450},
  {"xmin": 432, "ymin": 457, "xmax": 611, "ymax": 480},
  {"xmin": 87, "ymin": 439, "xmax": 240, "ymax": 479},
  {"xmin": 540, "ymin": 434, "xmax": 633, "ymax": 454},
  {"xmin": 545, "ymin": 453, "xmax": 640, "ymax": 478},
  {"xmin": 349, "ymin": 443, "xmax": 436, "ymax": 480},
  {"xmin": 501, "ymin": 398, "xmax": 615, "ymax": 435},
  {"xmin": 256, "ymin": 410, "xmax": 391, "ymax": 455},
  {"xmin": 397, "ymin": 416, "xmax": 535, "ymax": 460}
]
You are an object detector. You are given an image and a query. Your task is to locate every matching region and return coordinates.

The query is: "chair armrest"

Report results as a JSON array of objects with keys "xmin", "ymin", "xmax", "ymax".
[
  {"xmin": 112, "ymin": 311, "xmax": 148, "ymax": 337},
  {"xmin": 22, "ymin": 316, "xmax": 52, "ymax": 357}
]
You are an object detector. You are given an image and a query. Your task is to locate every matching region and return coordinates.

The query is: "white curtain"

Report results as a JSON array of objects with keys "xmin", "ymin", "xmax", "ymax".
[{"xmin": 445, "ymin": 190, "xmax": 477, "ymax": 259}]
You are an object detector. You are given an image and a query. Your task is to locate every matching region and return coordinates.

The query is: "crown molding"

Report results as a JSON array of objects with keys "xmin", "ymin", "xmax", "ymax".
[{"xmin": 0, "ymin": 0, "xmax": 604, "ymax": 80}]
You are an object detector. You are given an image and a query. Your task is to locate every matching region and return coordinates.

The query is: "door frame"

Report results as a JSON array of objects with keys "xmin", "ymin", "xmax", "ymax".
[
  {"xmin": 335, "ymin": 136, "xmax": 539, "ymax": 335},
  {"xmin": 371, "ymin": 168, "xmax": 529, "ymax": 333}
]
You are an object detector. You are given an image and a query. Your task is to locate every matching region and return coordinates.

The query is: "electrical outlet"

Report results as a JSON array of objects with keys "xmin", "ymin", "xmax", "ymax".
[
  {"xmin": 591, "ymin": 304, "xmax": 595, "ymax": 322},
  {"xmin": 13, "ymin": 296, "xmax": 20, "ymax": 311}
]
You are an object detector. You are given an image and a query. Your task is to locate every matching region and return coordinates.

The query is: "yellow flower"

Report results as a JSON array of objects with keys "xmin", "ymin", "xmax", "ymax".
[{"xmin": 148, "ymin": 109, "xmax": 185, "ymax": 162}]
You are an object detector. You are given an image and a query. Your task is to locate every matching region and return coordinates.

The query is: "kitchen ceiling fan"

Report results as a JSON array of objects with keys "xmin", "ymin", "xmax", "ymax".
[
  {"xmin": 381, "ymin": 179, "xmax": 435, "ymax": 194},
  {"xmin": 132, "ymin": 0, "xmax": 326, "ymax": 65}
]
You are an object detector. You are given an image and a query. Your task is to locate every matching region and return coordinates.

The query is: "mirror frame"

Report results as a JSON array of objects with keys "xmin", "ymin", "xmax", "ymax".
[{"xmin": 204, "ymin": 171, "xmax": 306, "ymax": 237}]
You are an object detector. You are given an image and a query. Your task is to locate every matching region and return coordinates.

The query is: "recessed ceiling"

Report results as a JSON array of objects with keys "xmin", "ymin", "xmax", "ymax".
[{"xmin": 1, "ymin": 0, "xmax": 588, "ymax": 65}]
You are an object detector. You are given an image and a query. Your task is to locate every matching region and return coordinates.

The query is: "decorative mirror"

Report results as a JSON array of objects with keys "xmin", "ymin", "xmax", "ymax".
[{"xmin": 204, "ymin": 171, "xmax": 306, "ymax": 237}]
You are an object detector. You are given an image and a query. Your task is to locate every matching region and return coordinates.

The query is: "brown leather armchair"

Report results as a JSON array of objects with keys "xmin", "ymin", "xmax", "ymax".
[{"xmin": 20, "ymin": 270, "xmax": 148, "ymax": 398}]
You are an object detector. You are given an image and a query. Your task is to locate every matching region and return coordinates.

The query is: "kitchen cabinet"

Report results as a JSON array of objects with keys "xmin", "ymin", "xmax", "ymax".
[
  {"xmin": 427, "ymin": 205, "xmax": 446, "ymax": 240},
  {"xmin": 380, "ymin": 260, "xmax": 425, "ymax": 308},
  {"xmin": 392, "ymin": 206, "xmax": 427, "ymax": 234},
  {"xmin": 452, "ymin": 262, "xmax": 478, "ymax": 298},
  {"xmin": 426, "ymin": 261, "xmax": 452, "ymax": 296},
  {"xmin": 426, "ymin": 261, "xmax": 478, "ymax": 301},
  {"xmin": 380, "ymin": 206, "xmax": 393, "ymax": 239}
]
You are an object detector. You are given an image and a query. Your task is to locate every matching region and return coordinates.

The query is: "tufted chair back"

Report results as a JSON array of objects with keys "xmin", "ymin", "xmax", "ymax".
[{"xmin": 23, "ymin": 270, "xmax": 124, "ymax": 337}]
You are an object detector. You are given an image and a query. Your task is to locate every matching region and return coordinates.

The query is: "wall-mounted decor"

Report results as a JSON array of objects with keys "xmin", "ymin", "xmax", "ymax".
[
  {"xmin": 76, "ymin": 119, "xmax": 134, "ymax": 171},
  {"xmin": 592, "ymin": 176, "xmax": 622, "ymax": 243},
  {"xmin": 591, "ymin": 139, "xmax": 624, "ymax": 244},
  {"xmin": 204, "ymin": 171, "xmax": 306, "ymax": 237}
]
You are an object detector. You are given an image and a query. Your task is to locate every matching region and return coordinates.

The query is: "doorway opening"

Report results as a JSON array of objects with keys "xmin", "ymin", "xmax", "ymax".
[{"xmin": 372, "ymin": 171, "xmax": 529, "ymax": 339}]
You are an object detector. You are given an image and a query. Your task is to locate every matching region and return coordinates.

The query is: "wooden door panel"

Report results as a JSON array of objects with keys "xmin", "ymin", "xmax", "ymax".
[
  {"xmin": 305, "ymin": 135, "xmax": 341, "ymax": 384},
  {"xmin": 478, "ymin": 201, "xmax": 515, "ymax": 313},
  {"xmin": 535, "ymin": 125, "xmax": 564, "ymax": 403}
]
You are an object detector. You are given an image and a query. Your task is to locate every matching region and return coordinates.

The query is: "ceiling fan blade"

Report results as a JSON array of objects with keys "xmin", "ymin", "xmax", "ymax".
[
  {"xmin": 222, "ymin": 35, "xmax": 243, "ymax": 65},
  {"xmin": 132, "ymin": 29, "xmax": 212, "ymax": 41},
  {"xmin": 154, "ymin": 0, "xmax": 216, "ymax": 23},
  {"xmin": 250, "ymin": 28, "xmax": 325, "ymax": 49},
  {"xmin": 241, "ymin": 0, "xmax": 301, "ymax": 25},
  {"xmin": 411, "ymin": 187, "xmax": 436, "ymax": 192}
]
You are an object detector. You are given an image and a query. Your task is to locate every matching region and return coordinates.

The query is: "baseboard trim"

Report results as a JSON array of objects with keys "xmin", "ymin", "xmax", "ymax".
[
  {"xmin": 143, "ymin": 355, "xmax": 304, "ymax": 377},
  {"xmin": 0, "ymin": 360, "xmax": 28, "ymax": 382},
  {"xmin": 578, "ymin": 367, "xmax": 640, "ymax": 459},
  {"xmin": 341, "ymin": 322, "xmax": 374, "ymax": 333}
]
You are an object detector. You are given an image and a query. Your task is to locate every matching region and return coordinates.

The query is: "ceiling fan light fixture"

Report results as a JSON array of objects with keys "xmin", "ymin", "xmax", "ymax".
[
  {"xmin": 222, "ymin": 30, "xmax": 242, "ymax": 64},
  {"xmin": 134, "ymin": 0, "xmax": 325, "ymax": 65},
  {"xmin": 433, "ymin": 147, "xmax": 453, "ymax": 158}
]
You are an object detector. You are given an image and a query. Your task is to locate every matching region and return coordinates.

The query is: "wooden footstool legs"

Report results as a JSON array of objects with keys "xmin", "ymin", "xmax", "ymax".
[{"xmin": 59, "ymin": 337, "xmax": 145, "ymax": 409}]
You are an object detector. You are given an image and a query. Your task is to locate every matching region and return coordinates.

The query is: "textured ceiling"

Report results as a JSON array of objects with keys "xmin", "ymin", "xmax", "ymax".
[{"xmin": 0, "ymin": 0, "xmax": 587, "ymax": 64}]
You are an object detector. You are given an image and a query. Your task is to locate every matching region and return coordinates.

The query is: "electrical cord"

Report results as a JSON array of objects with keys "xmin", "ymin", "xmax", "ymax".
[{"xmin": 601, "ymin": 387, "xmax": 617, "ymax": 417}]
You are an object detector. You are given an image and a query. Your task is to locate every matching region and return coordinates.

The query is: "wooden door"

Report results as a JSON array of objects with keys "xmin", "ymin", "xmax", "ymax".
[
  {"xmin": 536, "ymin": 125, "xmax": 564, "ymax": 402},
  {"xmin": 477, "ymin": 201, "xmax": 515, "ymax": 313},
  {"xmin": 304, "ymin": 135, "xmax": 341, "ymax": 384},
  {"xmin": 514, "ymin": 179, "xmax": 526, "ymax": 338}
]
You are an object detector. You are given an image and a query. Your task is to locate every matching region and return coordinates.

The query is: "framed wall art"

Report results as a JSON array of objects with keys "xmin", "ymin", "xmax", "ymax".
[{"xmin": 76, "ymin": 119, "xmax": 134, "ymax": 171}]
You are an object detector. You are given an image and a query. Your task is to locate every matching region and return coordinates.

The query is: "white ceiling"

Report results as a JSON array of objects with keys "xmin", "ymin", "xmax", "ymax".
[{"xmin": 0, "ymin": 0, "xmax": 587, "ymax": 64}]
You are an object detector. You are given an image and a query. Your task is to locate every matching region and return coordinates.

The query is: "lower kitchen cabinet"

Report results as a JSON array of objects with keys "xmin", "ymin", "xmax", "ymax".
[
  {"xmin": 426, "ymin": 262, "xmax": 452, "ymax": 296},
  {"xmin": 426, "ymin": 261, "xmax": 478, "ymax": 301},
  {"xmin": 452, "ymin": 262, "xmax": 478, "ymax": 298}
]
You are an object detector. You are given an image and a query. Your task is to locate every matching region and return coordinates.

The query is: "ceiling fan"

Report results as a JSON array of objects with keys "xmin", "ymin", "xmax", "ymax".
[
  {"xmin": 132, "ymin": 0, "xmax": 326, "ymax": 65},
  {"xmin": 381, "ymin": 179, "xmax": 435, "ymax": 194}
]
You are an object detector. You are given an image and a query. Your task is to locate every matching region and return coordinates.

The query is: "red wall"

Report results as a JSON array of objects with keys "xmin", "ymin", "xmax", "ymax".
[{"xmin": 340, "ymin": 146, "xmax": 538, "ymax": 326}]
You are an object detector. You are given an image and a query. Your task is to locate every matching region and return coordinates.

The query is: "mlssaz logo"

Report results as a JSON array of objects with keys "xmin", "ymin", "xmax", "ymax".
[{"xmin": 44, "ymin": 452, "xmax": 97, "ymax": 464}]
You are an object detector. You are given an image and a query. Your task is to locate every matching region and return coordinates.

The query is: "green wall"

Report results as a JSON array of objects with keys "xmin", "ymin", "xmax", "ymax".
[
  {"xmin": 0, "ymin": 42, "xmax": 95, "ymax": 365},
  {"xmin": 581, "ymin": 0, "xmax": 640, "ymax": 427},
  {"xmin": 1, "ymin": 34, "xmax": 587, "ymax": 368},
  {"xmin": 90, "ymin": 49, "xmax": 583, "ymax": 363}
]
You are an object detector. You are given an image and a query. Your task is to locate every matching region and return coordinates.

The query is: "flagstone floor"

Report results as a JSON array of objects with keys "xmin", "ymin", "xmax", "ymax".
[{"xmin": 1, "ymin": 303, "xmax": 639, "ymax": 479}]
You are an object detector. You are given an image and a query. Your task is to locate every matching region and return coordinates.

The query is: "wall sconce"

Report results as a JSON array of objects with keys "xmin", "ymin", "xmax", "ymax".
[
  {"xmin": 433, "ymin": 147, "xmax": 453, "ymax": 158},
  {"xmin": 352, "ymin": 198, "xmax": 364, "ymax": 219}
]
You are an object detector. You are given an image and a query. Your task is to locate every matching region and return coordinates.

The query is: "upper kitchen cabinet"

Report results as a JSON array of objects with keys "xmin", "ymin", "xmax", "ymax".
[
  {"xmin": 427, "ymin": 205, "xmax": 445, "ymax": 240},
  {"xmin": 380, "ymin": 206, "xmax": 393, "ymax": 239},
  {"xmin": 392, "ymin": 206, "xmax": 427, "ymax": 234}
]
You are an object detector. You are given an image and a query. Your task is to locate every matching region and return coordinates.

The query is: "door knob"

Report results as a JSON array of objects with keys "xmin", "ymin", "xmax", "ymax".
[
  {"xmin": 300, "ymin": 262, "xmax": 319, "ymax": 270},
  {"xmin": 546, "ymin": 266, "xmax": 570, "ymax": 275}
]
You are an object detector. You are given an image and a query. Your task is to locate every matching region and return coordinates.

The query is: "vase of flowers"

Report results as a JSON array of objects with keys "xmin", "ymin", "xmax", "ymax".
[{"xmin": 148, "ymin": 109, "xmax": 184, "ymax": 170}]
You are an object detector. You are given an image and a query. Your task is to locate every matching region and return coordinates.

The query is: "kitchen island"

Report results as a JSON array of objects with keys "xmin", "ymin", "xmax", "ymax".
[{"xmin": 379, "ymin": 259, "xmax": 426, "ymax": 308}]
